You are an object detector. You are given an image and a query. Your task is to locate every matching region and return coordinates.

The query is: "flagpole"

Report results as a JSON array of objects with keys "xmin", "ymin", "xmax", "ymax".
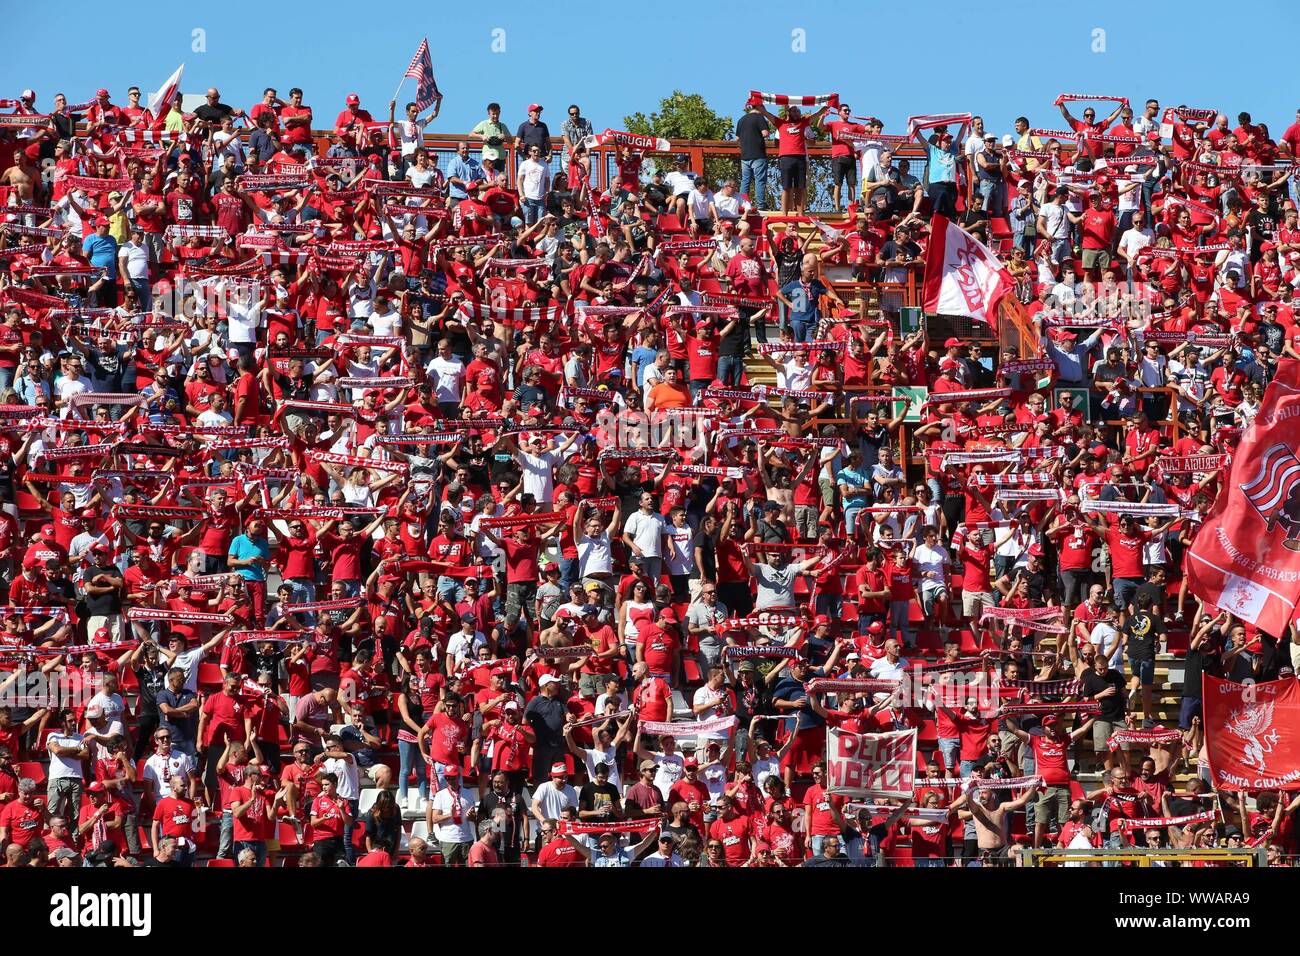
[{"xmin": 392, "ymin": 75, "xmax": 407, "ymax": 102}]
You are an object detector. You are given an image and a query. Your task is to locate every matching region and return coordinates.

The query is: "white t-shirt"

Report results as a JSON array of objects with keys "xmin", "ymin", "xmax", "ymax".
[
  {"xmin": 580, "ymin": 745, "xmax": 622, "ymax": 790},
  {"xmin": 1089, "ymin": 621, "xmax": 1124, "ymax": 669},
  {"xmin": 623, "ymin": 510, "xmax": 667, "ymax": 559},
  {"xmin": 664, "ymin": 525, "xmax": 695, "ymax": 576},
  {"xmin": 517, "ymin": 158, "xmax": 550, "ymax": 201},
  {"xmin": 1119, "ymin": 227, "xmax": 1153, "ymax": 261},
  {"xmin": 430, "ymin": 787, "xmax": 477, "ymax": 843},
  {"xmin": 531, "ymin": 780, "xmax": 578, "ymax": 820},
  {"xmin": 226, "ymin": 300, "xmax": 262, "ymax": 344},
  {"xmin": 324, "ymin": 755, "xmax": 359, "ymax": 801},
  {"xmin": 577, "ymin": 531, "xmax": 613, "ymax": 576},
  {"xmin": 425, "ymin": 355, "xmax": 465, "ymax": 403},
  {"xmin": 912, "ymin": 543, "xmax": 950, "ymax": 588},
  {"xmin": 369, "ymin": 308, "xmax": 402, "ymax": 337},
  {"xmin": 118, "ymin": 240, "xmax": 150, "ymax": 280},
  {"xmin": 46, "ymin": 732, "xmax": 86, "ymax": 780},
  {"xmin": 519, "ymin": 448, "xmax": 561, "ymax": 504},
  {"xmin": 652, "ymin": 752, "xmax": 684, "ymax": 800},
  {"xmin": 143, "ymin": 750, "xmax": 196, "ymax": 802}
]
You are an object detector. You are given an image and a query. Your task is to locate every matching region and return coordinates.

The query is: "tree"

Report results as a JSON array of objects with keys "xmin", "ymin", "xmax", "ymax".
[{"xmin": 623, "ymin": 91, "xmax": 734, "ymax": 142}]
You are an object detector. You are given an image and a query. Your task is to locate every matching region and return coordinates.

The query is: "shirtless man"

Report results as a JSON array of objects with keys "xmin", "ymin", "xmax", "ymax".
[
  {"xmin": 952, "ymin": 778, "xmax": 1040, "ymax": 861},
  {"xmin": 1, "ymin": 141, "xmax": 45, "ymax": 202}
]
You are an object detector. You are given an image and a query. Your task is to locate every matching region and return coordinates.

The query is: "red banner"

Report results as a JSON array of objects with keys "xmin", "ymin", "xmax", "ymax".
[
  {"xmin": 1186, "ymin": 361, "xmax": 1300, "ymax": 635},
  {"xmin": 1203, "ymin": 675, "xmax": 1300, "ymax": 791},
  {"xmin": 825, "ymin": 727, "xmax": 917, "ymax": 800}
]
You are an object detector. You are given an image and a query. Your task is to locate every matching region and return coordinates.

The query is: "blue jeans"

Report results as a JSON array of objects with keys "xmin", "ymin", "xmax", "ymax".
[
  {"xmin": 399, "ymin": 740, "xmax": 429, "ymax": 801},
  {"xmin": 522, "ymin": 197, "xmax": 544, "ymax": 225},
  {"xmin": 130, "ymin": 277, "xmax": 152, "ymax": 311},
  {"xmin": 978, "ymin": 178, "xmax": 1005, "ymax": 217},
  {"xmin": 0, "ymin": 367, "xmax": 12, "ymax": 394},
  {"xmin": 559, "ymin": 557, "xmax": 579, "ymax": 594},
  {"xmin": 717, "ymin": 355, "xmax": 744, "ymax": 387},
  {"xmin": 740, "ymin": 158, "xmax": 768, "ymax": 208},
  {"xmin": 915, "ymin": 856, "xmax": 946, "ymax": 867},
  {"xmin": 791, "ymin": 317, "xmax": 815, "ymax": 343}
]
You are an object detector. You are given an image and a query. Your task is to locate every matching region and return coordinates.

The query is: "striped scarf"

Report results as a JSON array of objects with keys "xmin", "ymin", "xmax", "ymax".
[
  {"xmin": 479, "ymin": 512, "xmax": 562, "ymax": 529},
  {"xmin": 1080, "ymin": 499, "xmax": 1181, "ymax": 516},
  {"xmin": 1107, "ymin": 728, "xmax": 1182, "ymax": 750},
  {"xmin": 748, "ymin": 91, "xmax": 839, "ymax": 109},
  {"xmin": 806, "ymin": 679, "xmax": 899, "ymax": 695},
  {"xmin": 125, "ymin": 607, "xmax": 234, "ymax": 624},
  {"xmin": 1118, "ymin": 810, "xmax": 1216, "ymax": 832},
  {"xmin": 972, "ymin": 472, "xmax": 1057, "ymax": 488},
  {"xmin": 639, "ymin": 715, "xmax": 737, "ymax": 737},
  {"xmin": 304, "ymin": 450, "xmax": 408, "ymax": 475},
  {"xmin": 719, "ymin": 614, "xmax": 803, "ymax": 631},
  {"xmin": 923, "ymin": 387, "xmax": 1011, "ymax": 406}
]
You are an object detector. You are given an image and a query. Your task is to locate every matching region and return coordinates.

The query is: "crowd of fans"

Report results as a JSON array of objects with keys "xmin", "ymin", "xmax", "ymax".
[{"xmin": 0, "ymin": 79, "xmax": 1297, "ymax": 869}]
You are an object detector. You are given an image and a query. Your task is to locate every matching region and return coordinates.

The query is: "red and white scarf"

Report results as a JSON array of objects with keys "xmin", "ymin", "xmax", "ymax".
[
  {"xmin": 113, "ymin": 504, "xmax": 206, "ymax": 519},
  {"xmin": 719, "ymin": 613, "xmax": 803, "ymax": 631},
  {"xmin": 724, "ymin": 645, "xmax": 802, "ymax": 659},
  {"xmin": 1156, "ymin": 454, "xmax": 1228, "ymax": 475},
  {"xmin": 1054, "ymin": 93, "xmax": 1128, "ymax": 106},
  {"xmin": 972, "ymin": 472, "xmax": 1056, "ymax": 488},
  {"xmin": 1107, "ymin": 728, "xmax": 1182, "ymax": 750},
  {"xmin": 305, "ymin": 449, "xmax": 408, "ymax": 475},
  {"xmin": 757, "ymin": 341, "xmax": 846, "ymax": 354},
  {"xmin": 1118, "ymin": 810, "xmax": 1216, "ymax": 832},
  {"xmin": 639, "ymin": 715, "xmax": 737, "ymax": 737},
  {"xmin": 479, "ymin": 512, "xmax": 562, "ymax": 529},
  {"xmin": 906, "ymin": 112, "xmax": 971, "ymax": 138},
  {"xmin": 126, "ymin": 607, "xmax": 234, "ymax": 624},
  {"xmin": 1080, "ymin": 499, "xmax": 1180, "ymax": 516},
  {"xmin": 806, "ymin": 679, "xmax": 900, "ymax": 695},
  {"xmin": 747, "ymin": 91, "xmax": 839, "ymax": 109},
  {"xmin": 1001, "ymin": 702, "xmax": 1100, "ymax": 716},
  {"xmin": 558, "ymin": 818, "xmax": 659, "ymax": 835},
  {"xmin": 923, "ymin": 387, "xmax": 1011, "ymax": 406}
]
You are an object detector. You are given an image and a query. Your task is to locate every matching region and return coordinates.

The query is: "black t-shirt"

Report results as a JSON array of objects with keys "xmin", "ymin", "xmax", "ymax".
[
  {"xmin": 193, "ymin": 102, "xmax": 236, "ymax": 126},
  {"xmin": 692, "ymin": 528, "xmax": 717, "ymax": 581},
  {"xmin": 644, "ymin": 181, "xmax": 670, "ymax": 209},
  {"xmin": 1181, "ymin": 642, "xmax": 1219, "ymax": 700},
  {"xmin": 578, "ymin": 780, "xmax": 621, "ymax": 815},
  {"xmin": 1124, "ymin": 611, "xmax": 1163, "ymax": 663},
  {"xmin": 133, "ymin": 663, "xmax": 169, "ymax": 716},
  {"xmin": 1133, "ymin": 581, "xmax": 1165, "ymax": 612},
  {"xmin": 81, "ymin": 565, "xmax": 124, "ymax": 616},
  {"xmin": 1079, "ymin": 667, "xmax": 1126, "ymax": 722},
  {"xmin": 737, "ymin": 112, "xmax": 771, "ymax": 160},
  {"xmin": 1013, "ymin": 567, "xmax": 1046, "ymax": 604}
]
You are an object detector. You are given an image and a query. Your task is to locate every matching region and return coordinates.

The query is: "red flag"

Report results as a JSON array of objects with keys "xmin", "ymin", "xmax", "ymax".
[
  {"xmin": 921, "ymin": 214, "xmax": 1015, "ymax": 325},
  {"xmin": 1186, "ymin": 360, "xmax": 1300, "ymax": 634},
  {"xmin": 147, "ymin": 63, "xmax": 184, "ymax": 131},
  {"xmin": 1203, "ymin": 674, "xmax": 1300, "ymax": 790},
  {"xmin": 403, "ymin": 38, "xmax": 441, "ymax": 112}
]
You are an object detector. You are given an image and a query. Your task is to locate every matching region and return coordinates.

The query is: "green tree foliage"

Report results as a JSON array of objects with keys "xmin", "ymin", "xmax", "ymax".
[{"xmin": 623, "ymin": 91, "xmax": 734, "ymax": 142}]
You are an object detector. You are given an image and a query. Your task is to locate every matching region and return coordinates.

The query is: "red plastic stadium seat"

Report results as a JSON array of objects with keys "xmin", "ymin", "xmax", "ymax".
[
  {"xmin": 205, "ymin": 858, "xmax": 235, "ymax": 867},
  {"xmin": 15, "ymin": 761, "xmax": 45, "ymax": 788}
]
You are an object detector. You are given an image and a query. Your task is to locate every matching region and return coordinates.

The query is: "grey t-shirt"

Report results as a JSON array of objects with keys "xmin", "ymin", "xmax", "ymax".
[
  {"xmin": 753, "ymin": 563, "xmax": 797, "ymax": 609},
  {"xmin": 686, "ymin": 599, "xmax": 730, "ymax": 654}
]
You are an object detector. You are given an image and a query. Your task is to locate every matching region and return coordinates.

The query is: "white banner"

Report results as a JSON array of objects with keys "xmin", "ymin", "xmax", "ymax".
[{"xmin": 826, "ymin": 727, "xmax": 917, "ymax": 800}]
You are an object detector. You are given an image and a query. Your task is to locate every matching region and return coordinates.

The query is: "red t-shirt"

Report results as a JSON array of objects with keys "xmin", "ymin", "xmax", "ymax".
[
  {"xmin": 423, "ymin": 711, "xmax": 469, "ymax": 766},
  {"xmin": 708, "ymin": 814, "xmax": 753, "ymax": 864},
  {"xmin": 1105, "ymin": 521, "xmax": 1149, "ymax": 580},
  {"xmin": 776, "ymin": 116, "xmax": 814, "ymax": 157}
]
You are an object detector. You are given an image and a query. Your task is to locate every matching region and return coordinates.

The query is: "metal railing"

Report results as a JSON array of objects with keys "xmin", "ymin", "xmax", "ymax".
[{"xmin": 1023, "ymin": 846, "xmax": 1266, "ymax": 867}]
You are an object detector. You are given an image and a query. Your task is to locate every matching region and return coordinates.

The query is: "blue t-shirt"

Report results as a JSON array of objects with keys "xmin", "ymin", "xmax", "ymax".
[
  {"xmin": 836, "ymin": 466, "xmax": 872, "ymax": 510},
  {"xmin": 772, "ymin": 670, "xmax": 826, "ymax": 732},
  {"xmin": 82, "ymin": 233, "xmax": 119, "ymax": 279},
  {"xmin": 926, "ymin": 140, "xmax": 959, "ymax": 184},
  {"xmin": 629, "ymin": 346, "xmax": 658, "ymax": 387},
  {"xmin": 228, "ymin": 534, "xmax": 270, "ymax": 582},
  {"xmin": 780, "ymin": 278, "xmax": 827, "ymax": 324}
]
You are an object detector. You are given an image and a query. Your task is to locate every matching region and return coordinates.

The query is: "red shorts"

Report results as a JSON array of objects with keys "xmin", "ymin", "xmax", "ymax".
[{"xmin": 779, "ymin": 724, "xmax": 826, "ymax": 775}]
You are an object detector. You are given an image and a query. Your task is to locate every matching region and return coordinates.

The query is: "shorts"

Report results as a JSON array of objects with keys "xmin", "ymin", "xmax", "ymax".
[
  {"xmin": 920, "ymin": 582, "xmax": 948, "ymax": 614},
  {"xmin": 1060, "ymin": 569, "xmax": 1090, "ymax": 607},
  {"xmin": 779, "ymin": 724, "xmax": 825, "ymax": 775},
  {"xmin": 832, "ymin": 156, "xmax": 857, "ymax": 189},
  {"xmin": 1081, "ymin": 248, "xmax": 1111, "ymax": 271},
  {"xmin": 1092, "ymin": 719, "xmax": 1116, "ymax": 753},
  {"xmin": 1034, "ymin": 785, "xmax": 1071, "ymax": 827},
  {"xmin": 779, "ymin": 155, "xmax": 808, "ymax": 191},
  {"xmin": 962, "ymin": 590, "xmax": 992, "ymax": 619},
  {"xmin": 1179, "ymin": 697, "xmax": 1201, "ymax": 730},
  {"xmin": 578, "ymin": 671, "xmax": 614, "ymax": 699},
  {"xmin": 1129, "ymin": 657, "xmax": 1155, "ymax": 687}
]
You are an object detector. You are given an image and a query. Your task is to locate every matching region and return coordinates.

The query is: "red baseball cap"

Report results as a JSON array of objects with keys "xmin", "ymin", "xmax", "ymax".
[
  {"xmin": 96, "ymin": 88, "xmax": 109, "ymax": 98},
  {"xmin": 94, "ymin": 627, "xmax": 110, "ymax": 642},
  {"xmin": 528, "ymin": 103, "xmax": 543, "ymax": 113},
  {"xmin": 944, "ymin": 337, "xmax": 963, "ymax": 348},
  {"xmin": 346, "ymin": 93, "xmax": 360, "ymax": 106},
  {"xmin": 40, "ymin": 524, "xmax": 55, "ymax": 538},
  {"xmin": 80, "ymin": 508, "xmax": 97, "ymax": 519},
  {"xmin": 1027, "ymin": 544, "xmax": 1045, "ymax": 558},
  {"xmin": 659, "ymin": 607, "xmax": 680, "ymax": 624},
  {"xmin": 813, "ymin": 614, "xmax": 831, "ymax": 628}
]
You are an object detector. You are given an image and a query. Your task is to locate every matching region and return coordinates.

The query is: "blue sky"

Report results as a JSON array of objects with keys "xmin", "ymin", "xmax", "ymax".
[{"xmin": 4, "ymin": 0, "xmax": 1298, "ymax": 140}]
